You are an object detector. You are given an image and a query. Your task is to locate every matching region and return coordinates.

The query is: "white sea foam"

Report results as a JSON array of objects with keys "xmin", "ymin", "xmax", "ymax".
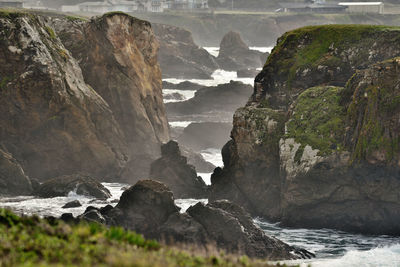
[
  {"xmin": 203, "ymin": 46, "xmax": 219, "ymax": 57},
  {"xmin": 203, "ymin": 46, "xmax": 274, "ymax": 57},
  {"xmin": 249, "ymin": 46, "xmax": 274, "ymax": 53},
  {"xmin": 163, "ymin": 89, "xmax": 196, "ymax": 103},
  {"xmin": 163, "ymin": 69, "xmax": 254, "ymax": 87},
  {"xmin": 169, "ymin": 121, "xmax": 194, "ymax": 128},
  {"xmin": 0, "ymin": 183, "xmax": 128, "ymax": 218},
  {"xmin": 175, "ymin": 198, "xmax": 208, "ymax": 213},
  {"xmin": 200, "ymin": 148, "xmax": 223, "ymax": 167},
  {"xmin": 198, "ymin": 172, "xmax": 212, "ymax": 185}
]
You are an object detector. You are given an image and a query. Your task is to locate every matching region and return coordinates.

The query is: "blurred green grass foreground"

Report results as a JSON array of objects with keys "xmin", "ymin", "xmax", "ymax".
[{"xmin": 0, "ymin": 208, "xmax": 286, "ymax": 267}]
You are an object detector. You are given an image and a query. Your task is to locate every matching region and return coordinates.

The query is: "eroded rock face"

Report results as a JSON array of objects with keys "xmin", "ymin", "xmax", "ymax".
[
  {"xmin": 210, "ymin": 25, "xmax": 400, "ymax": 235},
  {"xmin": 0, "ymin": 13, "xmax": 128, "ymax": 181},
  {"xmin": 35, "ymin": 174, "xmax": 111, "ymax": 200},
  {"xmin": 153, "ymin": 23, "xmax": 218, "ymax": 79},
  {"xmin": 217, "ymin": 31, "xmax": 265, "ymax": 71},
  {"xmin": 149, "ymin": 141, "xmax": 208, "ymax": 198},
  {"xmin": 0, "ymin": 149, "xmax": 32, "ymax": 196},
  {"xmin": 52, "ymin": 13, "xmax": 170, "ymax": 183}
]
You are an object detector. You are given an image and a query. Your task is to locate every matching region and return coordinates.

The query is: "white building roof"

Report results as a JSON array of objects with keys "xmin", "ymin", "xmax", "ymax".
[{"xmin": 338, "ymin": 2, "xmax": 383, "ymax": 6}]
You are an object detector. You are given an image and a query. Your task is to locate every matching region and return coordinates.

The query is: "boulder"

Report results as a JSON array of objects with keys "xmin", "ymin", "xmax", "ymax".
[
  {"xmin": 217, "ymin": 31, "xmax": 264, "ymax": 71},
  {"xmin": 187, "ymin": 201, "xmax": 313, "ymax": 260},
  {"xmin": 62, "ymin": 200, "xmax": 82, "ymax": 209},
  {"xmin": 149, "ymin": 141, "xmax": 208, "ymax": 198},
  {"xmin": 35, "ymin": 174, "xmax": 111, "ymax": 200},
  {"xmin": 153, "ymin": 23, "xmax": 218, "ymax": 79},
  {"xmin": 107, "ymin": 180, "xmax": 180, "ymax": 237},
  {"xmin": 0, "ymin": 149, "xmax": 32, "ymax": 196},
  {"xmin": 159, "ymin": 212, "xmax": 209, "ymax": 245},
  {"xmin": 80, "ymin": 210, "xmax": 106, "ymax": 224}
]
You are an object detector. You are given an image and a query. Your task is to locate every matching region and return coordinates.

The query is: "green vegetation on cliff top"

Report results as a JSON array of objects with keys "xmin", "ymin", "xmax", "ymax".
[
  {"xmin": 285, "ymin": 86, "xmax": 346, "ymax": 156},
  {"xmin": 0, "ymin": 208, "xmax": 280, "ymax": 267},
  {"xmin": 265, "ymin": 24, "xmax": 400, "ymax": 87}
]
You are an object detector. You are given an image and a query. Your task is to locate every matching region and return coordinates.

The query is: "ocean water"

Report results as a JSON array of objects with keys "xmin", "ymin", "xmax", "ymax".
[
  {"xmin": 203, "ymin": 46, "xmax": 273, "ymax": 57},
  {"xmin": 163, "ymin": 89, "xmax": 196, "ymax": 103},
  {"xmin": 163, "ymin": 69, "xmax": 254, "ymax": 87}
]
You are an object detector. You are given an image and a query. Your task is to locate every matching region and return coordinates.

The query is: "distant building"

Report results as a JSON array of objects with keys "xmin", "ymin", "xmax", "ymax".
[
  {"xmin": 338, "ymin": 2, "xmax": 384, "ymax": 14},
  {"xmin": 280, "ymin": 2, "xmax": 347, "ymax": 13},
  {"xmin": 61, "ymin": 0, "xmax": 207, "ymax": 13},
  {"xmin": 0, "ymin": 0, "xmax": 23, "ymax": 8},
  {"xmin": 172, "ymin": 0, "xmax": 208, "ymax": 10}
]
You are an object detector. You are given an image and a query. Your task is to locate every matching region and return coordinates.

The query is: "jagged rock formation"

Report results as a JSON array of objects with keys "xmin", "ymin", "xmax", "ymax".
[
  {"xmin": 217, "ymin": 31, "xmax": 266, "ymax": 71},
  {"xmin": 0, "ymin": 11, "xmax": 169, "ymax": 183},
  {"xmin": 166, "ymin": 81, "xmax": 253, "ymax": 122},
  {"xmin": 180, "ymin": 146, "xmax": 216, "ymax": 173},
  {"xmin": 153, "ymin": 23, "xmax": 218, "ymax": 79},
  {"xmin": 35, "ymin": 174, "xmax": 111, "ymax": 199},
  {"xmin": 0, "ymin": 149, "xmax": 32, "ymax": 196},
  {"xmin": 52, "ymin": 13, "xmax": 170, "ymax": 183},
  {"xmin": 82, "ymin": 180, "xmax": 313, "ymax": 260},
  {"xmin": 178, "ymin": 122, "xmax": 232, "ymax": 151},
  {"xmin": 210, "ymin": 25, "xmax": 400, "ymax": 235},
  {"xmin": 149, "ymin": 141, "xmax": 207, "ymax": 198}
]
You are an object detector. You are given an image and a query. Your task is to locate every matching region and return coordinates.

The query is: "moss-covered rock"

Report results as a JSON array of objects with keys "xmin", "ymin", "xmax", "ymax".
[
  {"xmin": 252, "ymin": 24, "xmax": 400, "ymax": 109},
  {"xmin": 285, "ymin": 86, "xmax": 346, "ymax": 156}
]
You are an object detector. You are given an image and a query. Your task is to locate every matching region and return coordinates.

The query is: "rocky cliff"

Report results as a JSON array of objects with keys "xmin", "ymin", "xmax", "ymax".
[
  {"xmin": 210, "ymin": 25, "xmax": 400, "ymax": 235},
  {"xmin": 152, "ymin": 23, "xmax": 218, "ymax": 79},
  {"xmin": 0, "ymin": 11, "xmax": 169, "ymax": 184},
  {"xmin": 52, "ymin": 12, "xmax": 170, "ymax": 182}
]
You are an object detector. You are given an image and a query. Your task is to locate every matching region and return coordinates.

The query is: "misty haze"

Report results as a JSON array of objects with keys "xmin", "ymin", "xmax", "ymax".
[{"xmin": 0, "ymin": 0, "xmax": 399, "ymax": 266}]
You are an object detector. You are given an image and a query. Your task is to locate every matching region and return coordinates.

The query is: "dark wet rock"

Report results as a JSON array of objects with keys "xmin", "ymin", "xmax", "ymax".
[
  {"xmin": 60, "ymin": 213, "xmax": 76, "ymax": 223},
  {"xmin": 82, "ymin": 180, "xmax": 312, "ymax": 260},
  {"xmin": 62, "ymin": 200, "xmax": 82, "ymax": 209},
  {"xmin": 217, "ymin": 31, "xmax": 264, "ymax": 71},
  {"xmin": 159, "ymin": 213, "xmax": 209, "ymax": 245},
  {"xmin": 166, "ymin": 81, "xmax": 252, "ymax": 118},
  {"xmin": 109, "ymin": 180, "xmax": 180, "ymax": 236},
  {"xmin": 180, "ymin": 146, "xmax": 216, "ymax": 173},
  {"xmin": 80, "ymin": 209, "xmax": 106, "ymax": 224},
  {"xmin": 163, "ymin": 81, "xmax": 204, "ymax": 91},
  {"xmin": 0, "ymin": 149, "xmax": 32, "ymax": 196},
  {"xmin": 35, "ymin": 174, "xmax": 111, "ymax": 200},
  {"xmin": 210, "ymin": 25, "xmax": 400, "ymax": 235},
  {"xmin": 187, "ymin": 201, "xmax": 311, "ymax": 260},
  {"xmin": 30, "ymin": 178, "xmax": 41, "ymax": 193},
  {"xmin": 177, "ymin": 122, "xmax": 232, "ymax": 151},
  {"xmin": 164, "ymin": 92, "xmax": 185, "ymax": 102},
  {"xmin": 237, "ymin": 68, "xmax": 260, "ymax": 78},
  {"xmin": 84, "ymin": 206, "xmax": 99, "ymax": 214},
  {"xmin": 149, "ymin": 141, "xmax": 207, "ymax": 198},
  {"xmin": 100, "ymin": 204, "xmax": 113, "ymax": 215},
  {"xmin": 153, "ymin": 23, "xmax": 218, "ymax": 79}
]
